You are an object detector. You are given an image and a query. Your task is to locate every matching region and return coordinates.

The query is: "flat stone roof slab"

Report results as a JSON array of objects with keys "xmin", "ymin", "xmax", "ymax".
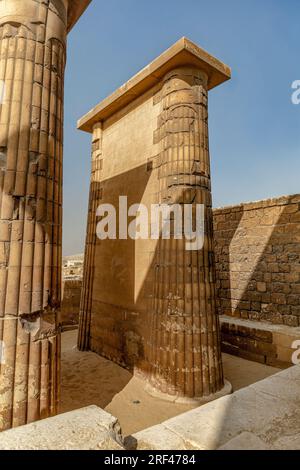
[
  {"xmin": 68, "ymin": 0, "xmax": 92, "ymax": 32},
  {"xmin": 78, "ymin": 37, "xmax": 231, "ymax": 132}
]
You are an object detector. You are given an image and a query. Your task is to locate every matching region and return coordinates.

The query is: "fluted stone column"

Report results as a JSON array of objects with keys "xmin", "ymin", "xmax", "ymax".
[
  {"xmin": 0, "ymin": 0, "xmax": 90, "ymax": 431},
  {"xmin": 146, "ymin": 67, "xmax": 231, "ymax": 403},
  {"xmin": 78, "ymin": 123, "xmax": 102, "ymax": 351}
]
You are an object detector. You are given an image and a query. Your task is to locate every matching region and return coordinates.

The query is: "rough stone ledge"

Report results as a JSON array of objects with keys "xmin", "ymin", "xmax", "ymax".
[
  {"xmin": 213, "ymin": 193, "xmax": 300, "ymax": 215},
  {"xmin": 220, "ymin": 315, "xmax": 300, "ymax": 367},
  {"xmin": 0, "ymin": 406, "xmax": 124, "ymax": 450},
  {"xmin": 129, "ymin": 366, "xmax": 300, "ymax": 450},
  {"xmin": 220, "ymin": 315, "xmax": 300, "ymax": 335}
]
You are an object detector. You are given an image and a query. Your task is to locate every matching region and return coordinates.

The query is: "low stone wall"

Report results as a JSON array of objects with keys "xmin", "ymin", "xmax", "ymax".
[
  {"xmin": 129, "ymin": 365, "xmax": 300, "ymax": 450},
  {"xmin": 220, "ymin": 316, "xmax": 300, "ymax": 368},
  {"xmin": 61, "ymin": 279, "xmax": 82, "ymax": 326},
  {"xmin": 0, "ymin": 406, "xmax": 123, "ymax": 450},
  {"xmin": 213, "ymin": 194, "xmax": 300, "ymax": 327}
]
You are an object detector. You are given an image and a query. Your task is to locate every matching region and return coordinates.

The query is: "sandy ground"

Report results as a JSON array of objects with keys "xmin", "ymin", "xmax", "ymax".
[{"xmin": 60, "ymin": 329, "xmax": 280, "ymax": 437}]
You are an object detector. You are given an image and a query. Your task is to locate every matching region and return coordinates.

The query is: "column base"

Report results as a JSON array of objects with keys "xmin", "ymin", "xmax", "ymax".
[{"xmin": 145, "ymin": 380, "xmax": 232, "ymax": 405}]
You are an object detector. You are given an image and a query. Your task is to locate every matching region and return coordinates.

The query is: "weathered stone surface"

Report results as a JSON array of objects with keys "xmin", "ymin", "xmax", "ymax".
[
  {"xmin": 219, "ymin": 432, "xmax": 271, "ymax": 450},
  {"xmin": 0, "ymin": 406, "xmax": 124, "ymax": 450},
  {"xmin": 61, "ymin": 279, "xmax": 82, "ymax": 326},
  {"xmin": 126, "ymin": 426, "xmax": 190, "ymax": 451},
  {"xmin": 220, "ymin": 316, "xmax": 300, "ymax": 367},
  {"xmin": 272, "ymin": 434, "xmax": 300, "ymax": 450},
  {"xmin": 214, "ymin": 195, "xmax": 300, "ymax": 327},
  {"xmin": 131, "ymin": 366, "xmax": 300, "ymax": 450}
]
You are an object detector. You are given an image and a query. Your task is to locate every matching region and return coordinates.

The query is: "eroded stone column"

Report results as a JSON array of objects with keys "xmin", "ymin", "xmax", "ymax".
[
  {"xmin": 0, "ymin": 0, "xmax": 66, "ymax": 431},
  {"xmin": 78, "ymin": 123, "xmax": 102, "ymax": 351},
  {"xmin": 147, "ymin": 67, "xmax": 231, "ymax": 402}
]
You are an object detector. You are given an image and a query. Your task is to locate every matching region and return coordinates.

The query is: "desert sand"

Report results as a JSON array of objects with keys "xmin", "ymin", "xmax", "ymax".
[{"xmin": 60, "ymin": 330, "xmax": 280, "ymax": 437}]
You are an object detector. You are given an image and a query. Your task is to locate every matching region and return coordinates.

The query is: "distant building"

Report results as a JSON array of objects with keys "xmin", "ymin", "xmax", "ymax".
[{"xmin": 62, "ymin": 255, "xmax": 84, "ymax": 279}]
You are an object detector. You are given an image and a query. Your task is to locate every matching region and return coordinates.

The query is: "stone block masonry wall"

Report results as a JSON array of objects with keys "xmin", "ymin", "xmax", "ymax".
[
  {"xmin": 213, "ymin": 194, "xmax": 300, "ymax": 327},
  {"xmin": 61, "ymin": 280, "xmax": 82, "ymax": 326},
  {"xmin": 220, "ymin": 316, "xmax": 300, "ymax": 367}
]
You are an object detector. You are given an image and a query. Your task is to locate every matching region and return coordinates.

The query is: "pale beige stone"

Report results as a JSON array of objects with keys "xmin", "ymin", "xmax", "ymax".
[
  {"xmin": 126, "ymin": 426, "xmax": 189, "ymax": 451},
  {"xmin": 132, "ymin": 366, "xmax": 300, "ymax": 450},
  {"xmin": 273, "ymin": 434, "xmax": 300, "ymax": 450},
  {"xmin": 220, "ymin": 316, "xmax": 300, "ymax": 367},
  {"xmin": 0, "ymin": 406, "xmax": 124, "ymax": 450},
  {"xmin": 219, "ymin": 432, "xmax": 271, "ymax": 450}
]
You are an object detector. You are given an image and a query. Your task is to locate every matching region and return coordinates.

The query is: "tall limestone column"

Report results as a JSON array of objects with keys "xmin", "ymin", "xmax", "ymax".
[
  {"xmin": 0, "ymin": 0, "xmax": 91, "ymax": 431},
  {"xmin": 147, "ymin": 66, "xmax": 231, "ymax": 403}
]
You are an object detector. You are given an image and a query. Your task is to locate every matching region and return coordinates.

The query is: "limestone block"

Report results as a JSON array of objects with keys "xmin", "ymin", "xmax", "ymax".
[
  {"xmin": 273, "ymin": 435, "xmax": 300, "ymax": 450},
  {"xmin": 133, "ymin": 366, "xmax": 300, "ymax": 450},
  {"xmin": 0, "ymin": 406, "xmax": 124, "ymax": 450},
  {"xmin": 126, "ymin": 426, "xmax": 189, "ymax": 451},
  {"xmin": 220, "ymin": 316, "xmax": 300, "ymax": 367},
  {"xmin": 218, "ymin": 432, "xmax": 271, "ymax": 450},
  {"xmin": 248, "ymin": 371, "xmax": 300, "ymax": 403},
  {"xmin": 214, "ymin": 194, "xmax": 300, "ymax": 328}
]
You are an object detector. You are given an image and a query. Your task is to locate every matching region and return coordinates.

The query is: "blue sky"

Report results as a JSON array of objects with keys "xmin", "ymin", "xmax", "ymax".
[{"xmin": 63, "ymin": 0, "xmax": 300, "ymax": 255}]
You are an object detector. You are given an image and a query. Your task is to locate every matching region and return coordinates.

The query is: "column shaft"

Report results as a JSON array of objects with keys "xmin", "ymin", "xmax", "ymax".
[
  {"xmin": 0, "ymin": 0, "xmax": 66, "ymax": 430},
  {"xmin": 147, "ymin": 67, "xmax": 224, "ymax": 400},
  {"xmin": 78, "ymin": 124, "xmax": 102, "ymax": 351}
]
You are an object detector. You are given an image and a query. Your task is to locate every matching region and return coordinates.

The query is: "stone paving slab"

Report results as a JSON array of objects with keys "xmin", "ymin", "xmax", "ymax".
[
  {"xmin": 131, "ymin": 366, "xmax": 300, "ymax": 450},
  {"xmin": 219, "ymin": 432, "xmax": 272, "ymax": 450},
  {"xmin": 0, "ymin": 406, "xmax": 123, "ymax": 450}
]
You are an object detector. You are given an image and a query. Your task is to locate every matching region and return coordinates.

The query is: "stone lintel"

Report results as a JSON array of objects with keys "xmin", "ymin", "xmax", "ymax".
[
  {"xmin": 68, "ymin": 0, "xmax": 92, "ymax": 32},
  {"xmin": 77, "ymin": 37, "xmax": 231, "ymax": 132}
]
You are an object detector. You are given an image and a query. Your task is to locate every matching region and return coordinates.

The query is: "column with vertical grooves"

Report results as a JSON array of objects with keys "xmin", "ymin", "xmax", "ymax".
[
  {"xmin": 147, "ymin": 67, "xmax": 230, "ymax": 402},
  {"xmin": 0, "ymin": 0, "xmax": 67, "ymax": 431},
  {"xmin": 78, "ymin": 123, "xmax": 102, "ymax": 351}
]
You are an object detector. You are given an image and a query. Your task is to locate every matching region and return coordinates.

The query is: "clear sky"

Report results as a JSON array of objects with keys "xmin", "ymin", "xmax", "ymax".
[{"xmin": 63, "ymin": 0, "xmax": 300, "ymax": 255}]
